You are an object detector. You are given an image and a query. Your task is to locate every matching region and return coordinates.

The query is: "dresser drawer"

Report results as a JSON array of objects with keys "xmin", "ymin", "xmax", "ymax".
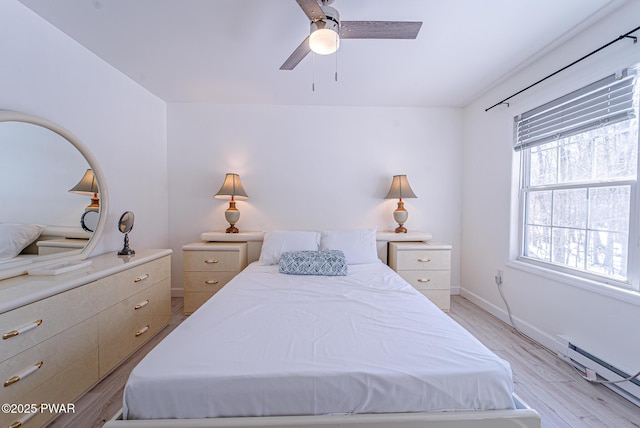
[
  {"xmin": 98, "ymin": 278, "xmax": 170, "ymax": 376},
  {"xmin": 1, "ymin": 316, "xmax": 98, "ymax": 404},
  {"xmin": 0, "ymin": 280, "xmax": 102, "ymax": 363},
  {"xmin": 397, "ymin": 270, "xmax": 450, "ymax": 291},
  {"xmin": 183, "ymin": 248, "xmax": 246, "ymax": 272},
  {"xmin": 0, "ymin": 348, "xmax": 98, "ymax": 428},
  {"xmin": 95, "ymin": 256, "xmax": 171, "ymax": 307},
  {"xmin": 184, "ymin": 271, "xmax": 236, "ymax": 293},
  {"xmin": 393, "ymin": 249, "xmax": 450, "ymax": 271}
]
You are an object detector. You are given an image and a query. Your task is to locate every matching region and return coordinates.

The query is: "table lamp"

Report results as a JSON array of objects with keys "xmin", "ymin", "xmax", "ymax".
[
  {"xmin": 385, "ymin": 175, "xmax": 417, "ymax": 233},
  {"xmin": 69, "ymin": 169, "xmax": 99, "ymax": 212},
  {"xmin": 214, "ymin": 173, "xmax": 249, "ymax": 233}
]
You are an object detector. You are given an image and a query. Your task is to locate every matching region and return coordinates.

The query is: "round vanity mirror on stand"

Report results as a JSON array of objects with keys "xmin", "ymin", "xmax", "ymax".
[
  {"xmin": 117, "ymin": 211, "xmax": 135, "ymax": 256},
  {"xmin": 80, "ymin": 210, "xmax": 100, "ymax": 233}
]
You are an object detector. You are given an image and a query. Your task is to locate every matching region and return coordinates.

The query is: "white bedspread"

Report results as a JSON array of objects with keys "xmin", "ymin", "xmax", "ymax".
[{"xmin": 123, "ymin": 262, "xmax": 516, "ymax": 420}]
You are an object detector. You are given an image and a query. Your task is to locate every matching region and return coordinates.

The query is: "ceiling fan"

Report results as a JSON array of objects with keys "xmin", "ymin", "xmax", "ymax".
[{"xmin": 280, "ymin": 0, "xmax": 423, "ymax": 70}]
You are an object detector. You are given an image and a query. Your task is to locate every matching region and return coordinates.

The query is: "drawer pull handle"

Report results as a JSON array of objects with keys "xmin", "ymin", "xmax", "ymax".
[
  {"xmin": 418, "ymin": 278, "xmax": 431, "ymax": 283},
  {"xmin": 4, "ymin": 361, "xmax": 43, "ymax": 387},
  {"xmin": 134, "ymin": 299, "xmax": 150, "ymax": 310},
  {"xmin": 417, "ymin": 258, "xmax": 431, "ymax": 263},
  {"xmin": 9, "ymin": 405, "xmax": 40, "ymax": 428},
  {"xmin": 134, "ymin": 274, "xmax": 150, "ymax": 283},
  {"xmin": 3, "ymin": 319, "xmax": 43, "ymax": 340},
  {"xmin": 205, "ymin": 279, "xmax": 219, "ymax": 285},
  {"xmin": 135, "ymin": 325, "xmax": 150, "ymax": 337},
  {"xmin": 204, "ymin": 259, "xmax": 219, "ymax": 264}
]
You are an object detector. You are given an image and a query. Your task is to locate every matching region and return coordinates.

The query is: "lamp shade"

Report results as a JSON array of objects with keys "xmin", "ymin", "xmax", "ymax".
[
  {"xmin": 68, "ymin": 169, "xmax": 98, "ymax": 195},
  {"xmin": 214, "ymin": 173, "xmax": 249, "ymax": 200},
  {"xmin": 385, "ymin": 175, "xmax": 417, "ymax": 199}
]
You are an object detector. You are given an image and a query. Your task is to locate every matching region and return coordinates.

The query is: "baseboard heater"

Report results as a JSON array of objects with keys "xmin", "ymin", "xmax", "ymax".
[{"xmin": 558, "ymin": 336, "xmax": 640, "ymax": 407}]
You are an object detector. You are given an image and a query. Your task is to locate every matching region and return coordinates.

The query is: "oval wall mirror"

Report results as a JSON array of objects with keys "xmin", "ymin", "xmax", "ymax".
[{"xmin": 0, "ymin": 111, "xmax": 109, "ymax": 280}]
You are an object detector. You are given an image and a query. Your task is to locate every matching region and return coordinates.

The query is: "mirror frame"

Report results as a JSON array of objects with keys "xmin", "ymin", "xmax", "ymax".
[{"xmin": 0, "ymin": 110, "xmax": 109, "ymax": 280}]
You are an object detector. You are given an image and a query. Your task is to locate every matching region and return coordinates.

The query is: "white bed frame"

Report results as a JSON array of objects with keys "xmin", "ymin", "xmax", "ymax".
[
  {"xmin": 105, "ymin": 394, "xmax": 540, "ymax": 428},
  {"xmin": 105, "ymin": 231, "xmax": 541, "ymax": 428}
]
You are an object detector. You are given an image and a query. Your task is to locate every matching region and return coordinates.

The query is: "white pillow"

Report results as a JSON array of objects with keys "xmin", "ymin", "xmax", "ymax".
[
  {"xmin": 0, "ymin": 223, "xmax": 45, "ymax": 261},
  {"xmin": 319, "ymin": 227, "xmax": 379, "ymax": 264},
  {"xmin": 258, "ymin": 230, "xmax": 320, "ymax": 265}
]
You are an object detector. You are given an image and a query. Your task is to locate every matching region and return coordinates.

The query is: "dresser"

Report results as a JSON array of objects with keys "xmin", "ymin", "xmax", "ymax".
[
  {"xmin": 0, "ymin": 249, "xmax": 171, "ymax": 428},
  {"xmin": 388, "ymin": 241, "xmax": 452, "ymax": 311},
  {"xmin": 182, "ymin": 242, "xmax": 248, "ymax": 314}
]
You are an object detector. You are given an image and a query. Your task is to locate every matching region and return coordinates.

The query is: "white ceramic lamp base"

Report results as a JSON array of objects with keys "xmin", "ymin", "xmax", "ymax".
[{"xmin": 393, "ymin": 201, "xmax": 409, "ymax": 233}]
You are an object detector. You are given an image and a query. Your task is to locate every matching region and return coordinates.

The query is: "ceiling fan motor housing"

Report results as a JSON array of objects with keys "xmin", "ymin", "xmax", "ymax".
[{"xmin": 310, "ymin": 5, "xmax": 340, "ymax": 33}]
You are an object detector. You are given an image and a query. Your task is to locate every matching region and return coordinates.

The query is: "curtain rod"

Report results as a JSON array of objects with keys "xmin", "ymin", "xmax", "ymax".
[{"xmin": 485, "ymin": 25, "xmax": 640, "ymax": 112}]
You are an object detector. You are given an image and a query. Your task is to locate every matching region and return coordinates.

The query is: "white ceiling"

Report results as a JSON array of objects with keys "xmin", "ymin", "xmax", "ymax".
[{"xmin": 18, "ymin": 0, "xmax": 628, "ymax": 107}]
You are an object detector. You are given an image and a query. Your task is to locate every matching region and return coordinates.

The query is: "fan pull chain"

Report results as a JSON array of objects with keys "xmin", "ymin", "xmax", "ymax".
[
  {"xmin": 335, "ymin": 32, "xmax": 339, "ymax": 82},
  {"xmin": 312, "ymin": 52, "xmax": 316, "ymax": 92}
]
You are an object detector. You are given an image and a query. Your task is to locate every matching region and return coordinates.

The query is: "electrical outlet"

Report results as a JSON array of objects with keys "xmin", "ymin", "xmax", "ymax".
[
  {"xmin": 495, "ymin": 270, "xmax": 503, "ymax": 286},
  {"xmin": 585, "ymin": 368, "xmax": 597, "ymax": 381}
]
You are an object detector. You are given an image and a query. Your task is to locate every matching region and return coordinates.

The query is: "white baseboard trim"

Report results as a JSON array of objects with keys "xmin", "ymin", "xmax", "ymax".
[
  {"xmin": 450, "ymin": 286, "xmax": 460, "ymax": 295},
  {"xmin": 171, "ymin": 288, "xmax": 184, "ymax": 298},
  {"xmin": 459, "ymin": 287, "xmax": 561, "ymax": 354}
]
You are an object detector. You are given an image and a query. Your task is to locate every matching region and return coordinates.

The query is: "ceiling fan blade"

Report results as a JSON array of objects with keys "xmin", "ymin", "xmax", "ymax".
[
  {"xmin": 280, "ymin": 36, "xmax": 311, "ymax": 70},
  {"xmin": 340, "ymin": 21, "xmax": 422, "ymax": 39},
  {"xmin": 296, "ymin": 0, "xmax": 326, "ymax": 22}
]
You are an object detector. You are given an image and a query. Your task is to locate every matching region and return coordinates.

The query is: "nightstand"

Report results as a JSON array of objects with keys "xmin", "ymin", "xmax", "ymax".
[
  {"xmin": 36, "ymin": 237, "xmax": 89, "ymax": 255},
  {"xmin": 182, "ymin": 242, "xmax": 248, "ymax": 314},
  {"xmin": 388, "ymin": 241, "xmax": 452, "ymax": 312}
]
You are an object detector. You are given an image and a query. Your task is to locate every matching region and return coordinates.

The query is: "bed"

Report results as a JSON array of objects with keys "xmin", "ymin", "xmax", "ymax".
[{"xmin": 105, "ymin": 230, "xmax": 540, "ymax": 428}]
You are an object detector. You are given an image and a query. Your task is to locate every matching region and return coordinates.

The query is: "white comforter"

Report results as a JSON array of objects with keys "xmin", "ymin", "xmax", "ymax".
[{"xmin": 123, "ymin": 262, "xmax": 515, "ymax": 420}]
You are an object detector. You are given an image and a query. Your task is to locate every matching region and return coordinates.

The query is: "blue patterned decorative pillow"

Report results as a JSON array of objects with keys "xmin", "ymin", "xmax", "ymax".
[{"xmin": 279, "ymin": 250, "xmax": 348, "ymax": 276}]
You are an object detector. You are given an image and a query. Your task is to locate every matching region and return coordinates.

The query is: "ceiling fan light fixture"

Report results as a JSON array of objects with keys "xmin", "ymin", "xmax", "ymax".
[
  {"xmin": 308, "ymin": 5, "xmax": 340, "ymax": 55},
  {"xmin": 309, "ymin": 26, "xmax": 339, "ymax": 55}
]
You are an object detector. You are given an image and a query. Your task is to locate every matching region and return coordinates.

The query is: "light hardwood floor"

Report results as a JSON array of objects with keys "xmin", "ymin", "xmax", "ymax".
[{"xmin": 47, "ymin": 296, "xmax": 639, "ymax": 428}]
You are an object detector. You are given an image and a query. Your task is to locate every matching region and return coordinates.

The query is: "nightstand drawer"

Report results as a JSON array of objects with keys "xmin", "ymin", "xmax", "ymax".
[
  {"xmin": 394, "ymin": 249, "xmax": 450, "ymax": 271},
  {"xmin": 184, "ymin": 271, "xmax": 236, "ymax": 293},
  {"xmin": 388, "ymin": 241, "xmax": 452, "ymax": 312},
  {"xmin": 397, "ymin": 270, "xmax": 450, "ymax": 290},
  {"xmin": 418, "ymin": 290, "xmax": 451, "ymax": 312},
  {"xmin": 183, "ymin": 241, "xmax": 249, "ymax": 314},
  {"xmin": 183, "ymin": 291, "xmax": 219, "ymax": 314},
  {"xmin": 183, "ymin": 247, "xmax": 246, "ymax": 272}
]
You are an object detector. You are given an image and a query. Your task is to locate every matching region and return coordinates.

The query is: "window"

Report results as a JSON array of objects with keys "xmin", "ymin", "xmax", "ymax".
[{"xmin": 515, "ymin": 67, "xmax": 639, "ymax": 291}]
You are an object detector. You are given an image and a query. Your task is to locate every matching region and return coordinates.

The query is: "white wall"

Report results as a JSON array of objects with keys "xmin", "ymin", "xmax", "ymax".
[
  {"xmin": 0, "ymin": 0, "xmax": 168, "ymax": 255},
  {"xmin": 461, "ymin": 0, "xmax": 640, "ymax": 373},
  {"xmin": 0, "ymin": 121, "xmax": 91, "ymax": 226},
  {"xmin": 168, "ymin": 104, "xmax": 462, "ymax": 292}
]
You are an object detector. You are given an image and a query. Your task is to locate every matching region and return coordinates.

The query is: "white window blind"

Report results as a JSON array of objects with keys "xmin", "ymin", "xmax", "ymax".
[{"xmin": 514, "ymin": 68, "xmax": 637, "ymax": 151}]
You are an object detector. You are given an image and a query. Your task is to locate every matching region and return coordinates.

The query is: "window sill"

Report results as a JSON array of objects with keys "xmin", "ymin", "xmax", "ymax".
[{"xmin": 507, "ymin": 258, "xmax": 640, "ymax": 306}]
